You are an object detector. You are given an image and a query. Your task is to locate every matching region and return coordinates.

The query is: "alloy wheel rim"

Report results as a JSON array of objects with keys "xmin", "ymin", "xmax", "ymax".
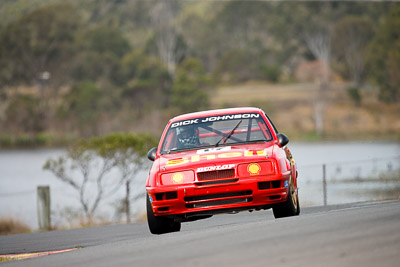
[{"xmin": 290, "ymin": 183, "xmax": 297, "ymax": 211}]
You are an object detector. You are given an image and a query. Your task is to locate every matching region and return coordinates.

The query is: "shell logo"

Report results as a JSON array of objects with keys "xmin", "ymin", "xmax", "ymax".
[
  {"xmin": 172, "ymin": 173, "xmax": 184, "ymax": 184},
  {"xmin": 247, "ymin": 163, "xmax": 261, "ymax": 175}
]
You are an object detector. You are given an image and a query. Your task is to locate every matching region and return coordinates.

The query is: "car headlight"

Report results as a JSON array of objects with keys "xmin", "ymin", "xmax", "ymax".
[
  {"xmin": 238, "ymin": 161, "xmax": 275, "ymax": 177},
  {"xmin": 160, "ymin": 170, "xmax": 195, "ymax": 185}
]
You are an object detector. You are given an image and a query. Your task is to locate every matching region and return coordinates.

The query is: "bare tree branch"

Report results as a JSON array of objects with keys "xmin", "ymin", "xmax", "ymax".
[
  {"xmin": 150, "ymin": 0, "xmax": 180, "ymax": 76},
  {"xmin": 303, "ymin": 27, "xmax": 332, "ymax": 137}
]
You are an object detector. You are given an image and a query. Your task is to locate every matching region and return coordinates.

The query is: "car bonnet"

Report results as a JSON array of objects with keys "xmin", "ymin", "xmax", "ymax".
[{"xmin": 157, "ymin": 143, "xmax": 276, "ymax": 173}]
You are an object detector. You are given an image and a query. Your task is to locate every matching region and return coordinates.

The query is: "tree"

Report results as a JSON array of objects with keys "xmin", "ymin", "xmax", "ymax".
[
  {"xmin": 3, "ymin": 95, "xmax": 44, "ymax": 135},
  {"xmin": 70, "ymin": 25, "xmax": 131, "ymax": 87},
  {"xmin": 150, "ymin": 0, "xmax": 184, "ymax": 76},
  {"xmin": 43, "ymin": 141, "xmax": 118, "ymax": 224},
  {"xmin": 0, "ymin": 0, "xmax": 65, "ymax": 27},
  {"xmin": 170, "ymin": 58, "xmax": 210, "ymax": 113},
  {"xmin": 214, "ymin": 49, "xmax": 281, "ymax": 83},
  {"xmin": 211, "ymin": 1, "xmax": 270, "ymax": 52},
  {"xmin": 366, "ymin": 7, "xmax": 400, "ymax": 102},
  {"xmin": 176, "ymin": 1, "xmax": 222, "ymax": 71},
  {"xmin": 0, "ymin": 3, "xmax": 82, "ymax": 134},
  {"xmin": 303, "ymin": 27, "xmax": 331, "ymax": 137},
  {"xmin": 333, "ymin": 16, "xmax": 375, "ymax": 87},
  {"xmin": 57, "ymin": 81, "xmax": 103, "ymax": 136},
  {"xmin": 291, "ymin": 3, "xmax": 337, "ymax": 137},
  {"xmin": 91, "ymin": 133, "xmax": 156, "ymax": 223},
  {"xmin": 44, "ymin": 133, "xmax": 157, "ymax": 224},
  {"xmin": 119, "ymin": 50, "xmax": 172, "ymax": 111},
  {"xmin": 0, "ymin": 3, "xmax": 81, "ymax": 89}
]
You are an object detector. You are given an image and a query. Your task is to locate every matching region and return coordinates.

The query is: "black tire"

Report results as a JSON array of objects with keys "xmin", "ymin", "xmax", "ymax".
[
  {"xmin": 146, "ymin": 194, "xmax": 181, "ymax": 234},
  {"xmin": 273, "ymin": 183, "xmax": 300, "ymax": 218}
]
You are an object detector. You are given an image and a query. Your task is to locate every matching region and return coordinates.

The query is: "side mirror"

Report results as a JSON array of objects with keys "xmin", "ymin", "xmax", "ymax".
[
  {"xmin": 147, "ymin": 147, "xmax": 157, "ymax": 161},
  {"xmin": 277, "ymin": 133, "xmax": 289, "ymax": 147}
]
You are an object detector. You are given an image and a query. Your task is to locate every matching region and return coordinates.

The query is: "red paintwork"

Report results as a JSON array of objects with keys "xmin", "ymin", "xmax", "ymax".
[{"xmin": 146, "ymin": 107, "xmax": 297, "ymax": 219}]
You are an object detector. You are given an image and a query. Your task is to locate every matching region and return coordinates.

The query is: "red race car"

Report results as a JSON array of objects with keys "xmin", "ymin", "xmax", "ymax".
[{"xmin": 146, "ymin": 107, "xmax": 299, "ymax": 234}]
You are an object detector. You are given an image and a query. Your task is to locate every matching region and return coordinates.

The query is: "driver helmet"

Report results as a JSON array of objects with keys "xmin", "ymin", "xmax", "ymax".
[{"xmin": 177, "ymin": 125, "xmax": 199, "ymax": 147}]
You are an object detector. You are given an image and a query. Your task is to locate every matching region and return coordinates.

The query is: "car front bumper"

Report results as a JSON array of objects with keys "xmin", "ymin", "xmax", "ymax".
[{"xmin": 146, "ymin": 172, "xmax": 291, "ymax": 218}]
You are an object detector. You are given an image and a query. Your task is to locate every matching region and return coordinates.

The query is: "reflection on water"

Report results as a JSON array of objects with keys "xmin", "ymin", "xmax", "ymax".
[{"xmin": 0, "ymin": 142, "xmax": 399, "ymax": 229}]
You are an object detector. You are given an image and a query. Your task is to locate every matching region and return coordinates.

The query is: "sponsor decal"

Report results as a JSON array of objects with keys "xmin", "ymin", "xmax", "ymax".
[
  {"xmin": 171, "ymin": 119, "xmax": 199, "ymax": 128},
  {"xmin": 197, "ymin": 164, "xmax": 235, "ymax": 172},
  {"xmin": 245, "ymin": 150, "xmax": 268, "ymax": 157},
  {"xmin": 284, "ymin": 180, "xmax": 289, "ymax": 188},
  {"xmin": 171, "ymin": 113, "xmax": 260, "ymax": 128},
  {"xmin": 167, "ymin": 158, "xmax": 189, "ymax": 165},
  {"xmin": 197, "ymin": 146, "xmax": 231, "ymax": 154},
  {"xmin": 247, "ymin": 163, "xmax": 261, "ymax": 175},
  {"xmin": 166, "ymin": 149, "xmax": 267, "ymax": 166},
  {"xmin": 172, "ymin": 173, "xmax": 184, "ymax": 184}
]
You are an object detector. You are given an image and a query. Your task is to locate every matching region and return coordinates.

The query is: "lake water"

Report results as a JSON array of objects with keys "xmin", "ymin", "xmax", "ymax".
[
  {"xmin": 290, "ymin": 142, "xmax": 400, "ymax": 206},
  {"xmin": 1, "ymin": 141, "xmax": 399, "ymax": 229}
]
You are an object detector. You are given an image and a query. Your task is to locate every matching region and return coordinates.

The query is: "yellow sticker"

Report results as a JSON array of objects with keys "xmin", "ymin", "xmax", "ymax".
[
  {"xmin": 172, "ymin": 173, "xmax": 184, "ymax": 184},
  {"xmin": 248, "ymin": 163, "xmax": 261, "ymax": 175}
]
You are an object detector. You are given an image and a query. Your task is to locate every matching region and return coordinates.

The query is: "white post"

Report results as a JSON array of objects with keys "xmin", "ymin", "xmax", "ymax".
[
  {"xmin": 322, "ymin": 164, "xmax": 327, "ymax": 206},
  {"xmin": 37, "ymin": 186, "xmax": 51, "ymax": 230}
]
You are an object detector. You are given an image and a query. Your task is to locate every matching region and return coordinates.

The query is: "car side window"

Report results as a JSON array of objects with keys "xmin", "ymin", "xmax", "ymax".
[
  {"xmin": 161, "ymin": 129, "xmax": 177, "ymax": 151},
  {"xmin": 263, "ymin": 112, "xmax": 279, "ymax": 134}
]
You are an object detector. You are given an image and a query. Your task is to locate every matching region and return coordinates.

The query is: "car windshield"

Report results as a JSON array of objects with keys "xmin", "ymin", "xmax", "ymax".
[{"xmin": 160, "ymin": 113, "xmax": 273, "ymax": 154}]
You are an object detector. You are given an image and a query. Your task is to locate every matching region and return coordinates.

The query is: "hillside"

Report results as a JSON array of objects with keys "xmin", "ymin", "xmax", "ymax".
[
  {"xmin": 0, "ymin": 1, "xmax": 399, "ymax": 145},
  {"xmin": 212, "ymin": 82, "xmax": 400, "ymax": 141}
]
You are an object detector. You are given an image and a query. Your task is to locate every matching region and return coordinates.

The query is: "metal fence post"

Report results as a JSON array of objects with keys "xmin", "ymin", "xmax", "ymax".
[
  {"xmin": 37, "ymin": 186, "xmax": 51, "ymax": 230},
  {"xmin": 323, "ymin": 164, "xmax": 327, "ymax": 206}
]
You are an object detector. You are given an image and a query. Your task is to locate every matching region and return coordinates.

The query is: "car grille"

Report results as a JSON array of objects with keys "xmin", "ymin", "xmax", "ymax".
[
  {"xmin": 195, "ymin": 178, "xmax": 238, "ymax": 186},
  {"xmin": 197, "ymin": 169, "xmax": 234, "ymax": 181},
  {"xmin": 184, "ymin": 190, "xmax": 253, "ymax": 209}
]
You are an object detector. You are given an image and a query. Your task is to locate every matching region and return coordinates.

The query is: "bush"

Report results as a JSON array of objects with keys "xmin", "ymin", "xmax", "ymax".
[
  {"xmin": 15, "ymin": 135, "xmax": 35, "ymax": 147},
  {"xmin": 261, "ymin": 65, "xmax": 281, "ymax": 83},
  {"xmin": 347, "ymin": 87, "xmax": 362, "ymax": 106},
  {"xmin": 57, "ymin": 81, "xmax": 103, "ymax": 136},
  {"xmin": 4, "ymin": 95, "xmax": 44, "ymax": 134},
  {"xmin": 0, "ymin": 217, "xmax": 31, "ymax": 236},
  {"xmin": 214, "ymin": 50, "xmax": 283, "ymax": 83},
  {"xmin": 34, "ymin": 133, "xmax": 52, "ymax": 146},
  {"xmin": 0, "ymin": 135, "xmax": 12, "ymax": 147}
]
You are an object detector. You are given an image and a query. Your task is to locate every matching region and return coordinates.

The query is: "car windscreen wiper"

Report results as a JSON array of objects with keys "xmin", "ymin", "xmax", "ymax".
[
  {"xmin": 215, "ymin": 120, "xmax": 242, "ymax": 147},
  {"xmin": 164, "ymin": 147, "xmax": 194, "ymax": 154},
  {"xmin": 244, "ymin": 139, "xmax": 270, "ymax": 144}
]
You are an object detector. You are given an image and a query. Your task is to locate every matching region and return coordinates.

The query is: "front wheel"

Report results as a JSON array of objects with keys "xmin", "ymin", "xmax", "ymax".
[
  {"xmin": 146, "ymin": 194, "xmax": 181, "ymax": 234},
  {"xmin": 273, "ymin": 183, "xmax": 300, "ymax": 218}
]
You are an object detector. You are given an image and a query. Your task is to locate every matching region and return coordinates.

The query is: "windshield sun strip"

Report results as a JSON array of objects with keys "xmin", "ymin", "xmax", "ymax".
[{"xmin": 160, "ymin": 140, "xmax": 271, "ymax": 154}]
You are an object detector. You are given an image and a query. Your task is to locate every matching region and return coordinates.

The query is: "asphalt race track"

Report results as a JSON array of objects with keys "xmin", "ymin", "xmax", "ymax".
[{"xmin": 1, "ymin": 201, "xmax": 400, "ymax": 267}]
